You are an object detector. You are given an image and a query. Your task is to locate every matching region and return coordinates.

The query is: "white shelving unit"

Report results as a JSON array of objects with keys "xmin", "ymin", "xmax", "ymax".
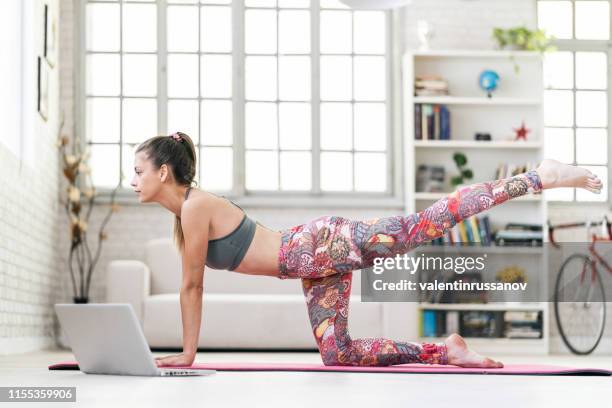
[{"xmin": 402, "ymin": 50, "xmax": 550, "ymax": 355}]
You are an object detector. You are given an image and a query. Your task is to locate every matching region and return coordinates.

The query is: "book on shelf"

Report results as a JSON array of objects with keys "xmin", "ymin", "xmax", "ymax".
[
  {"xmin": 414, "ymin": 75, "xmax": 449, "ymax": 96},
  {"xmin": 495, "ymin": 162, "xmax": 539, "ymax": 179},
  {"xmin": 494, "ymin": 222, "xmax": 543, "ymax": 247},
  {"xmin": 504, "ymin": 310, "xmax": 542, "ymax": 338},
  {"xmin": 429, "ymin": 215, "xmax": 493, "ymax": 246},
  {"xmin": 420, "ymin": 309, "xmax": 543, "ymax": 339},
  {"xmin": 414, "ymin": 103, "xmax": 451, "ymax": 140}
]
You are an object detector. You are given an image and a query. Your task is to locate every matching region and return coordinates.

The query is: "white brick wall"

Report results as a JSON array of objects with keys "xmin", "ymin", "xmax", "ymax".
[{"xmin": 0, "ymin": 0, "xmax": 62, "ymax": 355}]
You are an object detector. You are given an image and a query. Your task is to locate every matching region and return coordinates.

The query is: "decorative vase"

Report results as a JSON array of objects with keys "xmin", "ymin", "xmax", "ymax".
[{"xmin": 73, "ymin": 296, "xmax": 89, "ymax": 304}]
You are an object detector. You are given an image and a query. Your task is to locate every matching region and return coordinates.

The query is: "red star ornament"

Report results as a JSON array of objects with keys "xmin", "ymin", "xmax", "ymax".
[{"xmin": 513, "ymin": 121, "xmax": 530, "ymax": 141}]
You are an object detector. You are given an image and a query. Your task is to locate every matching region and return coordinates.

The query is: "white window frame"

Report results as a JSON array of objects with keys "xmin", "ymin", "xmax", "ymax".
[
  {"xmin": 538, "ymin": 0, "xmax": 612, "ymax": 206},
  {"xmin": 75, "ymin": 0, "xmax": 405, "ymax": 209}
]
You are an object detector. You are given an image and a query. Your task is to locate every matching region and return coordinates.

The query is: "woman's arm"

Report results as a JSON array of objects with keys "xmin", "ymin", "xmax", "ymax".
[{"xmin": 178, "ymin": 199, "xmax": 210, "ymax": 359}]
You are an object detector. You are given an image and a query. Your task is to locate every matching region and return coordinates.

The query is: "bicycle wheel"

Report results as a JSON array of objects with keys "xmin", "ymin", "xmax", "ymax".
[{"xmin": 554, "ymin": 253, "xmax": 606, "ymax": 355}]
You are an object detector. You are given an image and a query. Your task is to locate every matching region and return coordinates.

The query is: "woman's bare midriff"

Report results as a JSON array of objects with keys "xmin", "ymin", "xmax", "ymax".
[{"xmin": 204, "ymin": 191, "xmax": 282, "ymax": 278}]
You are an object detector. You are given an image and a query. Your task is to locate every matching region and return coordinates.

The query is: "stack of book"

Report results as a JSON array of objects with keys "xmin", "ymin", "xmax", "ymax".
[
  {"xmin": 415, "ymin": 75, "xmax": 449, "ymax": 96},
  {"xmin": 494, "ymin": 223, "xmax": 543, "ymax": 247},
  {"xmin": 429, "ymin": 215, "xmax": 493, "ymax": 246},
  {"xmin": 495, "ymin": 162, "xmax": 539, "ymax": 179},
  {"xmin": 504, "ymin": 311, "xmax": 542, "ymax": 338},
  {"xmin": 414, "ymin": 104, "xmax": 451, "ymax": 140}
]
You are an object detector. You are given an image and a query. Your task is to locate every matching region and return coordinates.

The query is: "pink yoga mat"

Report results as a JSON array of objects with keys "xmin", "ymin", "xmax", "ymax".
[{"xmin": 48, "ymin": 361, "xmax": 612, "ymax": 376}]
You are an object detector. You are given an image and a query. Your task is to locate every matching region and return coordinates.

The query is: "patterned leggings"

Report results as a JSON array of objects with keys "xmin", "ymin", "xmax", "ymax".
[{"xmin": 277, "ymin": 170, "xmax": 543, "ymax": 366}]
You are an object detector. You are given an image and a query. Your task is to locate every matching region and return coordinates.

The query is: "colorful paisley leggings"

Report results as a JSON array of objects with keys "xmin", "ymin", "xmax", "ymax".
[{"xmin": 277, "ymin": 169, "xmax": 543, "ymax": 366}]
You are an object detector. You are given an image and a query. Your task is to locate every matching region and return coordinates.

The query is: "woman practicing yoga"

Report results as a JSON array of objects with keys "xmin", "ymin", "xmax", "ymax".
[{"xmin": 132, "ymin": 132, "xmax": 604, "ymax": 369}]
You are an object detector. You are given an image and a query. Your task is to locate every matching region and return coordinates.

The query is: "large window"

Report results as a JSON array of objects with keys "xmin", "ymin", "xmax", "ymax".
[
  {"xmin": 82, "ymin": 0, "xmax": 393, "ymax": 198},
  {"xmin": 538, "ymin": 0, "xmax": 610, "ymax": 202}
]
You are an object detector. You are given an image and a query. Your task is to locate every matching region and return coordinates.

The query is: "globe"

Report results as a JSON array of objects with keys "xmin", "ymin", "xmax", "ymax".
[{"xmin": 478, "ymin": 70, "xmax": 500, "ymax": 98}]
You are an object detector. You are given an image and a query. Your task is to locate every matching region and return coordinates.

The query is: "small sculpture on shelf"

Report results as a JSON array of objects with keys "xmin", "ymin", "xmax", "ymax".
[
  {"xmin": 513, "ymin": 121, "xmax": 530, "ymax": 141},
  {"xmin": 478, "ymin": 70, "xmax": 500, "ymax": 98}
]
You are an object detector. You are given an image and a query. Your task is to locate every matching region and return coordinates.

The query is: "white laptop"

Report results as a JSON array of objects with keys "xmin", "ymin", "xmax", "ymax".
[{"xmin": 55, "ymin": 303, "xmax": 215, "ymax": 377}]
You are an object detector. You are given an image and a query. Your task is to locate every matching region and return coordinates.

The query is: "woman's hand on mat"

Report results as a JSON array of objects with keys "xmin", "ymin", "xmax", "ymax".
[{"xmin": 154, "ymin": 352, "xmax": 195, "ymax": 367}]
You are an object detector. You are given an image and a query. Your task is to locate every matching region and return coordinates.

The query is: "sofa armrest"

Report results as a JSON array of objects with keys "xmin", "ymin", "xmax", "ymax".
[{"xmin": 106, "ymin": 260, "xmax": 151, "ymax": 323}]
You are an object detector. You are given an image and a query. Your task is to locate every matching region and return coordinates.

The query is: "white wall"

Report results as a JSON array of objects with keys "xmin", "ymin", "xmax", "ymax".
[{"xmin": 0, "ymin": 0, "xmax": 62, "ymax": 355}]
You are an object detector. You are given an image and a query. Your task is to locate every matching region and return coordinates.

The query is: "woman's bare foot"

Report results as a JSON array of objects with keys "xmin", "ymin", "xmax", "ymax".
[
  {"xmin": 445, "ymin": 333, "xmax": 503, "ymax": 368},
  {"xmin": 535, "ymin": 159, "xmax": 603, "ymax": 193}
]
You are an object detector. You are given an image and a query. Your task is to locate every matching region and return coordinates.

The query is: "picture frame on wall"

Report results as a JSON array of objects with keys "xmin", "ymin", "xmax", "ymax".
[
  {"xmin": 38, "ymin": 56, "xmax": 49, "ymax": 121},
  {"xmin": 44, "ymin": 3, "xmax": 57, "ymax": 68}
]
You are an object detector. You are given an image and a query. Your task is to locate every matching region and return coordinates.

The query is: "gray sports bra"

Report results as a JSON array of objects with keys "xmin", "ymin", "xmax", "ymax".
[{"xmin": 184, "ymin": 187, "xmax": 257, "ymax": 271}]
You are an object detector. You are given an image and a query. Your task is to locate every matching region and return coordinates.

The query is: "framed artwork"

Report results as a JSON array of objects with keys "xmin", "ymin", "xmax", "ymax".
[
  {"xmin": 44, "ymin": 3, "xmax": 57, "ymax": 68},
  {"xmin": 38, "ymin": 56, "xmax": 49, "ymax": 121}
]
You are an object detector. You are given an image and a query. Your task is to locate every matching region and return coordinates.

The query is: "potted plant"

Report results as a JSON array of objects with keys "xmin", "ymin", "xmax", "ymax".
[
  {"xmin": 492, "ymin": 26, "xmax": 556, "ymax": 73},
  {"xmin": 450, "ymin": 152, "xmax": 473, "ymax": 189},
  {"xmin": 56, "ymin": 113, "xmax": 121, "ymax": 304}
]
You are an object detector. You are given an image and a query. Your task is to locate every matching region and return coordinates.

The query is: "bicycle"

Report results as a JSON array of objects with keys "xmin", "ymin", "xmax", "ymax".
[{"xmin": 548, "ymin": 215, "xmax": 612, "ymax": 355}]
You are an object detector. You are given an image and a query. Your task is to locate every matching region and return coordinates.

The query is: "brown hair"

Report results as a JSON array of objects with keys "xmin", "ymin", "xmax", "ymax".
[{"xmin": 135, "ymin": 132, "xmax": 197, "ymax": 254}]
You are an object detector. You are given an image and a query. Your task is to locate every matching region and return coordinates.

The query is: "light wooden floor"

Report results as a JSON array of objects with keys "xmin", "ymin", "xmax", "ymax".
[{"xmin": 1, "ymin": 349, "xmax": 611, "ymax": 408}]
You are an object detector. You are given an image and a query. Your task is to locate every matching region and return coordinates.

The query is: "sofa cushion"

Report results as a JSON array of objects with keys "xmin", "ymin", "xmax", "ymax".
[{"xmin": 143, "ymin": 293, "xmax": 383, "ymax": 349}]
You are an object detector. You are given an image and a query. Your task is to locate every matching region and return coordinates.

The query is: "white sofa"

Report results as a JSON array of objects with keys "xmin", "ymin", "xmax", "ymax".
[{"xmin": 106, "ymin": 237, "xmax": 412, "ymax": 349}]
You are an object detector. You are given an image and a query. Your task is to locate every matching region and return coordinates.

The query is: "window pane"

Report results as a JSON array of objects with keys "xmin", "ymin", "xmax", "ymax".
[
  {"xmin": 245, "ymin": 9, "xmax": 277, "ymax": 54},
  {"xmin": 201, "ymin": 55, "xmax": 232, "ymax": 98},
  {"xmin": 354, "ymin": 56, "xmax": 385, "ymax": 101},
  {"xmin": 280, "ymin": 151, "xmax": 311, "ymax": 190},
  {"xmin": 90, "ymin": 144, "xmax": 120, "ymax": 188},
  {"xmin": 202, "ymin": 100, "xmax": 233, "ymax": 146},
  {"xmin": 537, "ymin": 1, "xmax": 572, "ymax": 39},
  {"xmin": 355, "ymin": 152, "xmax": 386, "ymax": 192},
  {"xmin": 544, "ymin": 127, "xmax": 574, "ymax": 163},
  {"xmin": 279, "ymin": 10, "xmax": 310, "ymax": 54},
  {"xmin": 86, "ymin": 3, "xmax": 119, "ymax": 52},
  {"xmin": 279, "ymin": 0, "xmax": 310, "ymax": 7},
  {"xmin": 321, "ymin": 102, "xmax": 352, "ymax": 150},
  {"xmin": 201, "ymin": 6, "xmax": 232, "ymax": 52},
  {"xmin": 245, "ymin": 0, "xmax": 276, "ymax": 6},
  {"xmin": 123, "ymin": 54, "xmax": 157, "ymax": 97},
  {"xmin": 576, "ymin": 91, "xmax": 607, "ymax": 127},
  {"xmin": 245, "ymin": 56, "xmax": 277, "ymax": 100},
  {"xmin": 279, "ymin": 103, "xmax": 311, "ymax": 150},
  {"xmin": 86, "ymin": 98, "xmax": 120, "ymax": 143},
  {"xmin": 543, "ymin": 51, "xmax": 573, "ymax": 89},
  {"xmin": 576, "ymin": 165, "xmax": 607, "ymax": 201},
  {"xmin": 201, "ymin": 147, "xmax": 233, "ymax": 191},
  {"xmin": 279, "ymin": 56, "xmax": 311, "ymax": 100},
  {"xmin": 168, "ymin": 99, "xmax": 199, "ymax": 139},
  {"xmin": 122, "ymin": 98, "xmax": 157, "ymax": 143},
  {"xmin": 121, "ymin": 144, "xmax": 137, "ymax": 188},
  {"xmin": 354, "ymin": 11, "xmax": 385, "ymax": 54},
  {"xmin": 320, "ymin": 56, "xmax": 352, "ymax": 100},
  {"xmin": 320, "ymin": 0, "xmax": 350, "ymax": 8},
  {"xmin": 167, "ymin": 5, "xmax": 199, "ymax": 52},
  {"xmin": 246, "ymin": 151, "xmax": 279, "ymax": 190},
  {"xmin": 87, "ymin": 54, "xmax": 120, "ymax": 96},
  {"xmin": 122, "ymin": 4, "xmax": 157, "ymax": 52},
  {"xmin": 575, "ymin": 1, "xmax": 609, "ymax": 40},
  {"xmin": 544, "ymin": 186, "xmax": 574, "ymax": 201},
  {"xmin": 321, "ymin": 152, "xmax": 352, "ymax": 191},
  {"xmin": 354, "ymin": 103, "xmax": 386, "ymax": 151},
  {"xmin": 576, "ymin": 128, "xmax": 607, "ymax": 164},
  {"xmin": 168, "ymin": 54, "xmax": 198, "ymax": 98},
  {"xmin": 245, "ymin": 102, "xmax": 278, "ymax": 149},
  {"xmin": 320, "ymin": 11, "xmax": 351, "ymax": 54},
  {"xmin": 544, "ymin": 90, "xmax": 573, "ymax": 126},
  {"xmin": 575, "ymin": 52, "xmax": 607, "ymax": 90}
]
